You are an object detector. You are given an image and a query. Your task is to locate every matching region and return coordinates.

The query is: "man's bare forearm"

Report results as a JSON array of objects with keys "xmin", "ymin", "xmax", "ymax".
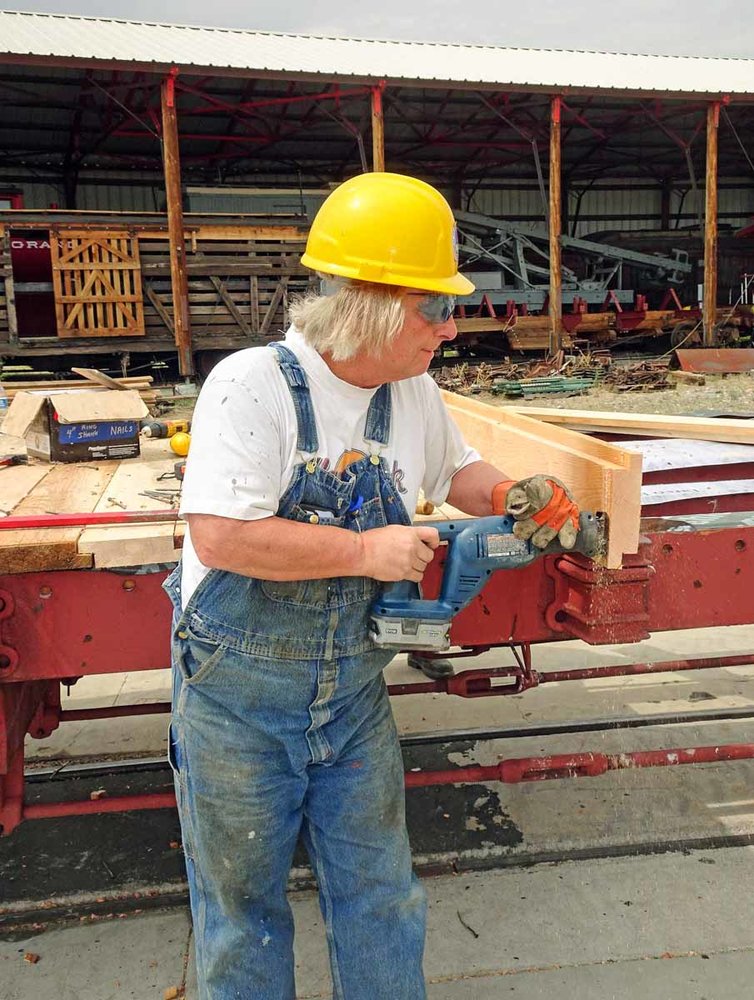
[
  {"xmin": 446, "ymin": 460, "xmax": 511, "ymax": 516},
  {"xmin": 187, "ymin": 513, "xmax": 366, "ymax": 581}
]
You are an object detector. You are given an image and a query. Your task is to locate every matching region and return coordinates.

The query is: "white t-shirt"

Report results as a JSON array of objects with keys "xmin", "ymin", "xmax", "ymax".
[{"xmin": 179, "ymin": 327, "xmax": 480, "ymax": 606}]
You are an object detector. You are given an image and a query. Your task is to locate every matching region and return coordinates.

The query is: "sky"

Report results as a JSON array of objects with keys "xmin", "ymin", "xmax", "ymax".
[{"xmin": 2, "ymin": 0, "xmax": 754, "ymax": 59}]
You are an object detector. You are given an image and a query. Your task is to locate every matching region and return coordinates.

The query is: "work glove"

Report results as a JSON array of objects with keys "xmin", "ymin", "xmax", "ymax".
[{"xmin": 491, "ymin": 476, "xmax": 580, "ymax": 550}]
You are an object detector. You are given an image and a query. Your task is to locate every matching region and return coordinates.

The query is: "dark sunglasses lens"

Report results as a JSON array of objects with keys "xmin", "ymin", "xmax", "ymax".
[{"xmin": 419, "ymin": 294, "xmax": 456, "ymax": 324}]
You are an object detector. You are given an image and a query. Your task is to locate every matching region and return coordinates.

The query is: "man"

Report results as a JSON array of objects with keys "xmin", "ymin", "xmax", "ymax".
[{"xmin": 164, "ymin": 172, "xmax": 579, "ymax": 999}]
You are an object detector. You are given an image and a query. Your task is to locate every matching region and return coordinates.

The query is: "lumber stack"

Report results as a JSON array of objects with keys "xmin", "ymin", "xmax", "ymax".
[{"xmin": 441, "ymin": 392, "xmax": 643, "ymax": 568}]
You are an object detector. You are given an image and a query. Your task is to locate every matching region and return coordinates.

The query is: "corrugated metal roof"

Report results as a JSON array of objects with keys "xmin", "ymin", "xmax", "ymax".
[{"xmin": 1, "ymin": 9, "xmax": 753, "ymax": 96}]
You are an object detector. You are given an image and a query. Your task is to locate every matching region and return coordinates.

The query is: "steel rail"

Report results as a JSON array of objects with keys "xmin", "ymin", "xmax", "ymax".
[{"xmin": 18, "ymin": 741, "xmax": 754, "ymax": 823}]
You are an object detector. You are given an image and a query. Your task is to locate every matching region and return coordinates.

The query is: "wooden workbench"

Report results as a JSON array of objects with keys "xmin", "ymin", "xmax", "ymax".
[{"xmin": 0, "ymin": 436, "xmax": 183, "ymax": 574}]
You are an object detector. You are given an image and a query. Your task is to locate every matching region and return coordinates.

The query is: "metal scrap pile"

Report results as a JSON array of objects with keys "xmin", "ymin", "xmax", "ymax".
[
  {"xmin": 603, "ymin": 360, "xmax": 671, "ymax": 392},
  {"xmin": 432, "ymin": 351, "xmax": 611, "ymax": 398}
]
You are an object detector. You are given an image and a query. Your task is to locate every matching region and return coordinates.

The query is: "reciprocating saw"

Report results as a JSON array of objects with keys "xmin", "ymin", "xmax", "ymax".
[{"xmin": 370, "ymin": 511, "xmax": 604, "ymax": 651}]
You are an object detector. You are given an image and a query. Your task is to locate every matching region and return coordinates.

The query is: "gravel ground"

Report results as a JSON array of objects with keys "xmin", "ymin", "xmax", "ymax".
[{"xmin": 475, "ymin": 371, "xmax": 754, "ymax": 418}]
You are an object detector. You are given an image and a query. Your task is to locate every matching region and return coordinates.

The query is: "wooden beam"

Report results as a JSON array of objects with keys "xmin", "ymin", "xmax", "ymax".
[
  {"xmin": 703, "ymin": 101, "xmax": 720, "ymax": 347},
  {"xmin": 441, "ymin": 392, "xmax": 642, "ymax": 568},
  {"xmin": 549, "ymin": 95, "xmax": 563, "ymax": 356},
  {"xmin": 506, "ymin": 405, "xmax": 754, "ymax": 445},
  {"xmin": 209, "ymin": 276, "xmax": 253, "ymax": 337},
  {"xmin": 161, "ymin": 69, "xmax": 193, "ymax": 378},
  {"xmin": 259, "ymin": 277, "xmax": 289, "ymax": 335},
  {"xmin": 371, "ymin": 84, "xmax": 385, "ymax": 172},
  {"xmin": 2, "ymin": 228, "xmax": 18, "ymax": 344},
  {"xmin": 145, "ymin": 283, "xmax": 174, "ymax": 336}
]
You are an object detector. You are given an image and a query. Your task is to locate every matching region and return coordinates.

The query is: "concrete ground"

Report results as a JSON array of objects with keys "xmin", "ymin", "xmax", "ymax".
[
  {"xmin": 3, "ymin": 846, "xmax": 754, "ymax": 999},
  {"xmin": 5, "ymin": 622, "xmax": 754, "ymax": 997}
]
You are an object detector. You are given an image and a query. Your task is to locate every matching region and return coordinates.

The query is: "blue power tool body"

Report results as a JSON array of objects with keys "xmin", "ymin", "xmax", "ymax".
[{"xmin": 370, "ymin": 511, "xmax": 604, "ymax": 651}]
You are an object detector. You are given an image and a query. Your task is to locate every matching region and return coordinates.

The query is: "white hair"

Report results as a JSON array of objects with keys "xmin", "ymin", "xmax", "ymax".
[{"xmin": 288, "ymin": 281, "xmax": 406, "ymax": 362}]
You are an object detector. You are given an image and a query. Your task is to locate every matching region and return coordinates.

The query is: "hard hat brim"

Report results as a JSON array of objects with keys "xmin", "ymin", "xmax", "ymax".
[{"xmin": 301, "ymin": 252, "xmax": 476, "ymax": 296}]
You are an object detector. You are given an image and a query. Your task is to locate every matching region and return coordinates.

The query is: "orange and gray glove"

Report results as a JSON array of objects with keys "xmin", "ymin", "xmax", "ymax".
[{"xmin": 491, "ymin": 477, "xmax": 580, "ymax": 550}]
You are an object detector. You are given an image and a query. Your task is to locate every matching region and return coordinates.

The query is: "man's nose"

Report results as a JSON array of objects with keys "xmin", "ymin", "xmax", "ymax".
[{"xmin": 436, "ymin": 317, "xmax": 458, "ymax": 343}]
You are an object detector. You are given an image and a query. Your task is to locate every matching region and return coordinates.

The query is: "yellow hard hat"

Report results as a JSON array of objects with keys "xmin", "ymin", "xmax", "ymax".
[
  {"xmin": 170, "ymin": 431, "xmax": 191, "ymax": 457},
  {"xmin": 301, "ymin": 172, "xmax": 475, "ymax": 296}
]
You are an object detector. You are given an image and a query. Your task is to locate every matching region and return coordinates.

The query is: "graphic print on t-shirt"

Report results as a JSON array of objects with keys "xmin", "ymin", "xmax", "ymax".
[{"xmin": 318, "ymin": 449, "xmax": 409, "ymax": 495}]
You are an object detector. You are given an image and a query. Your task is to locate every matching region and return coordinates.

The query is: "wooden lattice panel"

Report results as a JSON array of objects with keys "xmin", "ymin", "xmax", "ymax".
[{"xmin": 51, "ymin": 229, "xmax": 145, "ymax": 338}]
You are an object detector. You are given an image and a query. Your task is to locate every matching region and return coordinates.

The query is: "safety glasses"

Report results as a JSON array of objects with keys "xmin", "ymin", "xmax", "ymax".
[{"xmin": 410, "ymin": 292, "xmax": 456, "ymax": 325}]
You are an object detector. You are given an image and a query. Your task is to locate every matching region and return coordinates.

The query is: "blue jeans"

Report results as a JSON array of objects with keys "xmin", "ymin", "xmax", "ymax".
[{"xmin": 169, "ymin": 608, "xmax": 427, "ymax": 1000}]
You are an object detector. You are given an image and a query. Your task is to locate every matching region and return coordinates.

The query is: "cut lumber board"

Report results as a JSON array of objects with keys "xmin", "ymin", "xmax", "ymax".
[
  {"xmin": 0, "ymin": 461, "xmax": 118, "ymax": 573},
  {"xmin": 0, "ymin": 464, "xmax": 50, "ymax": 515},
  {"xmin": 442, "ymin": 391, "xmax": 642, "ymax": 567},
  {"xmin": 506, "ymin": 406, "xmax": 754, "ymax": 445},
  {"xmin": 78, "ymin": 441, "xmax": 183, "ymax": 568}
]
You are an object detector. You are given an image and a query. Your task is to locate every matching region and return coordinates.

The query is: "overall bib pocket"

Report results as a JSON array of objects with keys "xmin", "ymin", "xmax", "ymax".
[{"xmin": 172, "ymin": 622, "xmax": 227, "ymax": 686}]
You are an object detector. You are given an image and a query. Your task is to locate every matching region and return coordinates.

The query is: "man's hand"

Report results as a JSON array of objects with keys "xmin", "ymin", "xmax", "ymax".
[
  {"xmin": 360, "ymin": 525, "xmax": 440, "ymax": 582},
  {"xmin": 492, "ymin": 476, "xmax": 580, "ymax": 550}
]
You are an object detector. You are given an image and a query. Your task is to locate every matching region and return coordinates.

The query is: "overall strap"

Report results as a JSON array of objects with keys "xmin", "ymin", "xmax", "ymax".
[
  {"xmin": 363, "ymin": 382, "xmax": 392, "ymax": 446},
  {"xmin": 270, "ymin": 342, "xmax": 318, "ymax": 453}
]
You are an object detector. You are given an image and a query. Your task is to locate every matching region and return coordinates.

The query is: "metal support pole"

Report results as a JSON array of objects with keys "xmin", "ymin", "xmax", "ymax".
[
  {"xmin": 703, "ymin": 101, "xmax": 720, "ymax": 346},
  {"xmin": 548, "ymin": 95, "xmax": 563, "ymax": 355},
  {"xmin": 660, "ymin": 178, "xmax": 672, "ymax": 230},
  {"xmin": 160, "ymin": 68, "xmax": 194, "ymax": 378},
  {"xmin": 371, "ymin": 83, "xmax": 385, "ymax": 172}
]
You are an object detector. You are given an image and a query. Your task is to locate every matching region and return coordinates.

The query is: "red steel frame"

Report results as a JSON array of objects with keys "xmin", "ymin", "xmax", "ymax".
[{"xmin": 1, "ymin": 517, "xmax": 754, "ymax": 834}]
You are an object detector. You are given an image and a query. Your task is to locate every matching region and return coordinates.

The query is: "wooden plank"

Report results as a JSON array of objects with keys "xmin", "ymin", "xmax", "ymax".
[
  {"xmin": 250, "ymin": 274, "xmax": 260, "ymax": 333},
  {"xmin": 0, "ymin": 465, "xmax": 50, "ymax": 515},
  {"xmin": 441, "ymin": 392, "xmax": 642, "ymax": 567},
  {"xmin": 507, "ymin": 406, "xmax": 754, "ymax": 445},
  {"xmin": 259, "ymin": 277, "xmax": 289, "ymax": 335},
  {"xmin": 0, "ymin": 462, "xmax": 118, "ymax": 573},
  {"xmin": 2, "ymin": 229, "xmax": 18, "ymax": 344},
  {"xmin": 209, "ymin": 276, "xmax": 253, "ymax": 336},
  {"xmin": 145, "ymin": 283, "xmax": 175, "ymax": 336},
  {"xmin": 78, "ymin": 441, "xmax": 183, "ymax": 568}
]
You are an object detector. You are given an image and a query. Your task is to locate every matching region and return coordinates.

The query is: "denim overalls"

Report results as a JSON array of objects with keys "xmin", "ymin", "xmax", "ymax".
[{"xmin": 164, "ymin": 343, "xmax": 428, "ymax": 1000}]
